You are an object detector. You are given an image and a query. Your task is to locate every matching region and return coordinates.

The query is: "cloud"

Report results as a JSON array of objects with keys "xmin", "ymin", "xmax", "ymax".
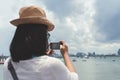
[
  {"xmin": 44, "ymin": 0, "xmax": 120, "ymax": 54},
  {"xmin": 43, "ymin": 0, "xmax": 98, "ymax": 53},
  {"xmin": 42, "ymin": 0, "xmax": 76, "ymax": 19},
  {"xmin": 94, "ymin": 0, "xmax": 120, "ymax": 42},
  {"xmin": 0, "ymin": 0, "xmax": 120, "ymax": 55}
]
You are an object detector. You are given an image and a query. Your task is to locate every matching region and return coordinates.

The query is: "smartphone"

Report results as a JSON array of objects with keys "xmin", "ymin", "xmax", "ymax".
[{"xmin": 50, "ymin": 42, "xmax": 60, "ymax": 50}]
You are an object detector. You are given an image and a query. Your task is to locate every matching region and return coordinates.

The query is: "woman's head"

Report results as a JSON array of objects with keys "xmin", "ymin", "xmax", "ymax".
[
  {"xmin": 10, "ymin": 24, "xmax": 49, "ymax": 62},
  {"xmin": 9, "ymin": 5, "xmax": 55, "ymax": 62}
]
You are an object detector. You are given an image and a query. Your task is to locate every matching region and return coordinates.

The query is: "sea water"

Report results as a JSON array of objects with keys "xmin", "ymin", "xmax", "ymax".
[
  {"xmin": 0, "ymin": 65, "xmax": 3, "ymax": 80},
  {"xmin": 73, "ymin": 57, "xmax": 120, "ymax": 80},
  {"xmin": 1, "ymin": 57, "xmax": 120, "ymax": 80}
]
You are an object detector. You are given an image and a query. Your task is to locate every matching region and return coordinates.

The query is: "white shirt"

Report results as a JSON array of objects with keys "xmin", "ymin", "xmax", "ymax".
[{"xmin": 3, "ymin": 55, "xmax": 79, "ymax": 80}]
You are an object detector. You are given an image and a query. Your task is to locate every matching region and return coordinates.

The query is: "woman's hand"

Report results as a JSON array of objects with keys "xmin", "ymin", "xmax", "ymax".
[
  {"xmin": 46, "ymin": 49, "xmax": 54, "ymax": 56},
  {"xmin": 60, "ymin": 41, "xmax": 69, "ymax": 55}
]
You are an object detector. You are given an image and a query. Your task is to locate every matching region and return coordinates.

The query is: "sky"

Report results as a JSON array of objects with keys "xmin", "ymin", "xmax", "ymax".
[{"xmin": 0, "ymin": 0, "xmax": 120, "ymax": 55}]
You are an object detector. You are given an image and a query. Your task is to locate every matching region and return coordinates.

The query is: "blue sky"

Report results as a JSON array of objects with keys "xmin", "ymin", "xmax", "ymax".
[{"xmin": 0, "ymin": 0, "xmax": 120, "ymax": 55}]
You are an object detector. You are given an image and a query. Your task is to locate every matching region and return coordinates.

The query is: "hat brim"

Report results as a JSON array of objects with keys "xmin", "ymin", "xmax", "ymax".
[{"xmin": 10, "ymin": 16, "xmax": 54, "ymax": 31}]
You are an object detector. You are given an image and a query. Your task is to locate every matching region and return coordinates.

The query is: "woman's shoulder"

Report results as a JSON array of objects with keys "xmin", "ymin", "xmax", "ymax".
[
  {"xmin": 47, "ymin": 56, "xmax": 67, "ymax": 69},
  {"xmin": 47, "ymin": 56, "xmax": 63, "ymax": 64}
]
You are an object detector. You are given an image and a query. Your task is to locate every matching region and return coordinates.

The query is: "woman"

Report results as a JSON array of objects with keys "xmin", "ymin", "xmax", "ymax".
[{"xmin": 3, "ymin": 5, "xmax": 79, "ymax": 80}]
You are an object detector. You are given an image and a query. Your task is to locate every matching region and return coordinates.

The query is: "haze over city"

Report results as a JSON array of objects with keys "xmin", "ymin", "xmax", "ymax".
[{"xmin": 0, "ymin": 0, "xmax": 120, "ymax": 55}]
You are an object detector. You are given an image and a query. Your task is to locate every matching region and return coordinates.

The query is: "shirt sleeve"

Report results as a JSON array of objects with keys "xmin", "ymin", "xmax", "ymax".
[{"xmin": 48, "ymin": 58, "xmax": 79, "ymax": 80}]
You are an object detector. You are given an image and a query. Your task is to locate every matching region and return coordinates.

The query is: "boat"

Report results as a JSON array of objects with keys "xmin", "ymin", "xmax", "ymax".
[
  {"xmin": 112, "ymin": 60, "xmax": 116, "ymax": 62},
  {"xmin": 0, "ymin": 61, "xmax": 4, "ymax": 64},
  {"xmin": 82, "ymin": 59, "xmax": 87, "ymax": 62},
  {"xmin": 72, "ymin": 59, "xmax": 77, "ymax": 62}
]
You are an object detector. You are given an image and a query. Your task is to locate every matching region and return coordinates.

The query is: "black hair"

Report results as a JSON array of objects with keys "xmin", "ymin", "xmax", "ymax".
[{"xmin": 10, "ymin": 24, "xmax": 48, "ymax": 62}]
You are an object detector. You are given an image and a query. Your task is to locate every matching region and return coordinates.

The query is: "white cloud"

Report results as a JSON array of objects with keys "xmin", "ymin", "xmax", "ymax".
[
  {"xmin": 0, "ymin": 0, "xmax": 120, "ymax": 55},
  {"xmin": 94, "ymin": 0, "xmax": 120, "ymax": 42}
]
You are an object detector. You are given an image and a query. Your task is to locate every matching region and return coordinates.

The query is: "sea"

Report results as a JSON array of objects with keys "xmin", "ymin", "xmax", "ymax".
[{"xmin": 0, "ymin": 57, "xmax": 120, "ymax": 80}]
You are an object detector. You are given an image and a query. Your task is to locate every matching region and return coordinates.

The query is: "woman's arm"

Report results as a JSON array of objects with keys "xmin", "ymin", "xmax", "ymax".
[{"xmin": 60, "ymin": 41, "xmax": 76, "ymax": 72}]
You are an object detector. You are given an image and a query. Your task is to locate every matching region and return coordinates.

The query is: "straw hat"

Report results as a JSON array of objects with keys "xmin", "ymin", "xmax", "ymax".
[{"xmin": 10, "ymin": 5, "xmax": 54, "ymax": 31}]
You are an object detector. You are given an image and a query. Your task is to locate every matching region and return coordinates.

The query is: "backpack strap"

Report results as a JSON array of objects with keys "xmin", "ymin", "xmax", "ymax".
[{"xmin": 8, "ymin": 59, "xmax": 19, "ymax": 80}]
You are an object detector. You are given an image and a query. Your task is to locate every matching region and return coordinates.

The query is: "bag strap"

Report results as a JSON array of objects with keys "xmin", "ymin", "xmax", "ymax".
[{"xmin": 8, "ymin": 59, "xmax": 19, "ymax": 80}]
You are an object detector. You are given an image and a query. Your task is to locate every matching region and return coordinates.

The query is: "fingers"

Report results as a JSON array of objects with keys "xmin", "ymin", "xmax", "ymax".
[
  {"xmin": 60, "ymin": 40, "xmax": 65, "ymax": 45},
  {"xmin": 60, "ymin": 40, "xmax": 68, "ymax": 47},
  {"xmin": 46, "ymin": 49, "xmax": 54, "ymax": 56},
  {"xmin": 59, "ymin": 41, "xmax": 68, "ymax": 54}
]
